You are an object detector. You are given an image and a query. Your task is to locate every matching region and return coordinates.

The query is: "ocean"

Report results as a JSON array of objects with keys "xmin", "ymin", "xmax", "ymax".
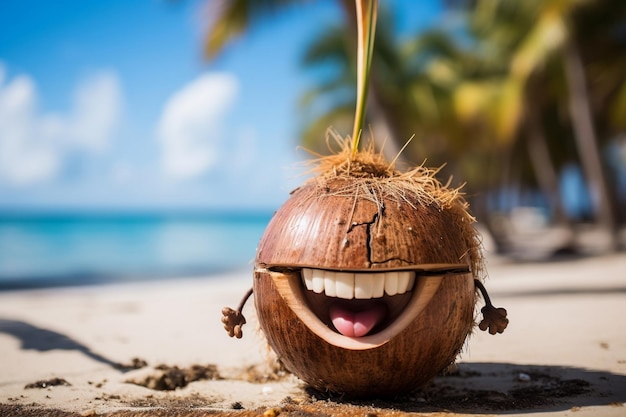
[{"xmin": 0, "ymin": 211, "xmax": 273, "ymax": 289}]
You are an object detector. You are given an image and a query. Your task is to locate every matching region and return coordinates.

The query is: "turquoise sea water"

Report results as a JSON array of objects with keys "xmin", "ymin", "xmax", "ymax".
[{"xmin": 0, "ymin": 212, "xmax": 273, "ymax": 289}]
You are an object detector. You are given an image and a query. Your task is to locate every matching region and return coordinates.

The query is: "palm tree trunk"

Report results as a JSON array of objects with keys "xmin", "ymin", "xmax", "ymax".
[
  {"xmin": 562, "ymin": 38, "xmax": 618, "ymax": 250},
  {"xmin": 525, "ymin": 108, "xmax": 569, "ymax": 224}
]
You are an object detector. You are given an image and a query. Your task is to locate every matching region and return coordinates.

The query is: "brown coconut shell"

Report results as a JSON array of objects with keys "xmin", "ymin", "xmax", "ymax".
[
  {"xmin": 256, "ymin": 178, "xmax": 477, "ymax": 271},
  {"xmin": 253, "ymin": 143, "xmax": 482, "ymax": 397}
]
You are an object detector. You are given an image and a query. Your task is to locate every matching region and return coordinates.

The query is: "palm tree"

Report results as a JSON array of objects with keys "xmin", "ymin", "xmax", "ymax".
[
  {"xmin": 447, "ymin": 1, "xmax": 572, "ymax": 231},
  {"xmin": 204, "ymin": 0, "xmax": 309, "ymax": 58},
  {"xmin": 202, "ymin": 0, "xmax": 625, "ymax": 251},
  {"xmin": 568, "ymin": 0, "xmax": 626, "ymax": 226},
  {"xmin": 449, "ymin": 0, "xmax": 625, "ymax": 250}
]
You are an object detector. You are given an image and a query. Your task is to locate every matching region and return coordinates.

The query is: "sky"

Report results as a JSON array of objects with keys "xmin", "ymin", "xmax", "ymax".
[{"xmin": 0, "ymin": 0, "xmax": 444, "ymax": 212}]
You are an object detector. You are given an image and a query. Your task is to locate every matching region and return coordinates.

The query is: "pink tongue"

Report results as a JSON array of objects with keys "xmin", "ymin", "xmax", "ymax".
[{"xmin": 329, "ymin": 301, "xmax": 387, "ymax": 337}]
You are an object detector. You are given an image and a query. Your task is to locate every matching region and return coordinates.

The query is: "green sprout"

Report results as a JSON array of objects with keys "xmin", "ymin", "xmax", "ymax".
[{"xmin": 351, "ymin": 0, "xmax": 378, "ymax": 157}]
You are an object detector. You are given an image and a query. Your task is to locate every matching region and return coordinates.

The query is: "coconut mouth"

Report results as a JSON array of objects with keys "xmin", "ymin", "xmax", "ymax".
[
  {"xmin": 261, "ymin": 264, "xmax": 469, "ymax": 350},
  {"xmin": 301, "ymin": 268, "xmax": 415, "ymax": 338}
]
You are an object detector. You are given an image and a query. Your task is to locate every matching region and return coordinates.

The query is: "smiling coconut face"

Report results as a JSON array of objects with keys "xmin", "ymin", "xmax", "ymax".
[{"xmin": 253, "ymin": 147, "xmax": 483, "ymax": 397}]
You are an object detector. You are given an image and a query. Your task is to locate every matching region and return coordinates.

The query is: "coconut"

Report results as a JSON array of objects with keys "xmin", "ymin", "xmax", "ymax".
[
  {"xmin": 252, "ymin": 135, "xmax": 484, "ymax": 397},
  {"xmin": 220, "ymin": 1, "xmax": 507, "ymax": 396}
]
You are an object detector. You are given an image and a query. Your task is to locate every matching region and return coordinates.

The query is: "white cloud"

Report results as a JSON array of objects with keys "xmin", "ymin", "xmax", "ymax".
[
  {"xmin": 70, "ymin": 71, "xmax": 122, "ymax": 152},
  {"xmin": 0, "ymin": 65, "xmax": 122, "ymax": 186},
  {"xmin": 157, "ymin": 72, "xmax": 238, "ymax": 180},
  {"xmin": 0, "ymin": 74, "xmax": 60, "ymax": 185}
]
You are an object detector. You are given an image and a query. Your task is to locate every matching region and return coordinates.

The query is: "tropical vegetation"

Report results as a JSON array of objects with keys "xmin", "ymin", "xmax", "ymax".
[{"xmin": 203, "ymin": 0, "xmax": 626, "ymax": 253}]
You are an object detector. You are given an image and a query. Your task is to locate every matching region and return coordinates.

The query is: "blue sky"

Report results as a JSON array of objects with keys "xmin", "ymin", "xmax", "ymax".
[{"xmin": 0, "ymin": 0, "xmax": 443, "ymax": 212}]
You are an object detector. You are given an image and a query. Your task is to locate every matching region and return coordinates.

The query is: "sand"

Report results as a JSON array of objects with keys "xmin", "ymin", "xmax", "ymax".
[{"xmin": 0, "ymin": 254, "xmax": 625, "ymax": 416}]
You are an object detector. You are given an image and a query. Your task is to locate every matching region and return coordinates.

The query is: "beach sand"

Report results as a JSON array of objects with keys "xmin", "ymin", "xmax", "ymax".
[{"xmin": 1, "ymin": 254, "xmax": 625, "ymax": 416}]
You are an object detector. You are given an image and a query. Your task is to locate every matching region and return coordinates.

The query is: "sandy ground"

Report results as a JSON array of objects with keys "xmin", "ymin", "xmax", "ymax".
[{"xmin": 0, "ymin": 254, "xmax": 625, "ymax": 416}]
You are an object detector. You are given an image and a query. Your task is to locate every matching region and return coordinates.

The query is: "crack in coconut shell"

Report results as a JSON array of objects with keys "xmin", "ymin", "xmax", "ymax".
[{"xmin": 256, "ymin": 179, "xmax": 481, "ymax": 275}]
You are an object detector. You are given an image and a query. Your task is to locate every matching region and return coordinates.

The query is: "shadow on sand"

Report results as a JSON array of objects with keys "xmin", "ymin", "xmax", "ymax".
[
  {"xmin": 308, "ymin": 361, "xmax": 626, "ymax": 414},
  {"xmin": 0, "ymin": 318, "xmax": 121, "ymax": 369}
]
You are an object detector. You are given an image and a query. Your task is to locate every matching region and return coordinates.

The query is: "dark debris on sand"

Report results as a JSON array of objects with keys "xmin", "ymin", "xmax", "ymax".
[
  {"xmin": 126, "ymin": 364, "xmax": 221, "ymax": 391},
  {"xmin": 24, "ymin": 378, "xmax": 72, "ymax": 389},
  {"xmin": 304, "ymin": 368, "xmax": 593, "ymax": 413},
  {"xmin": 114, "ymin": 357, "xmax": 148, "ymax": 371}
]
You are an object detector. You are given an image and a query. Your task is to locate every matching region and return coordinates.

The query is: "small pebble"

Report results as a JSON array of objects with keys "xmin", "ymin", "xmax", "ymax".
[
  {"xmin": 517, "ymin": 372, "xmax": 531, "ymax": 382},
  {"xmin": 262, "ymin": 385, "xmax": 273, "ymax": 395},
  {"xmin": 263, "ymin": 407, "xmax": 281, "ymax": 417}
]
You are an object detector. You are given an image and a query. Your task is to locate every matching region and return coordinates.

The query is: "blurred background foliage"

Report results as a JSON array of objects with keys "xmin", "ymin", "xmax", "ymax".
[{"xmin": 204, "ymin": 0, "xmax": 626, "ymax": 256}]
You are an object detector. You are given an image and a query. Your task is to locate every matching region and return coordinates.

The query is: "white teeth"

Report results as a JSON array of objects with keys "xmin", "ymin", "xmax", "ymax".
[
  {"xmin": 302, "ymin": 268, "xmax": 313, "ymax": 291},
  {"xmin": 324, "ymin": 270, "xmax": 336, "ymax": 297},
  {"xmin": 372, "ymin": 274, "xmax": 385, "ymax": 298},
  {"xmin": 385, "ymin": 271, "xmax": 399, "ymax": 296},
  {"xmin": 335, "ymin": 272, "xmax": 354, "ymax": 299},
  {"xmin": 354, "ymin": 273, "xmax": 374, "ymax": 299},
  {"xmin": 302, "ymin": 268, "xmax": 416, "ymax": 300},
  {"xmin": 311, "ymin": 268, "xmax": 325, "ymax": 294},
  {"xmin": 398, "ymin": 271, "xmax": 412, "ymax": 295}
]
